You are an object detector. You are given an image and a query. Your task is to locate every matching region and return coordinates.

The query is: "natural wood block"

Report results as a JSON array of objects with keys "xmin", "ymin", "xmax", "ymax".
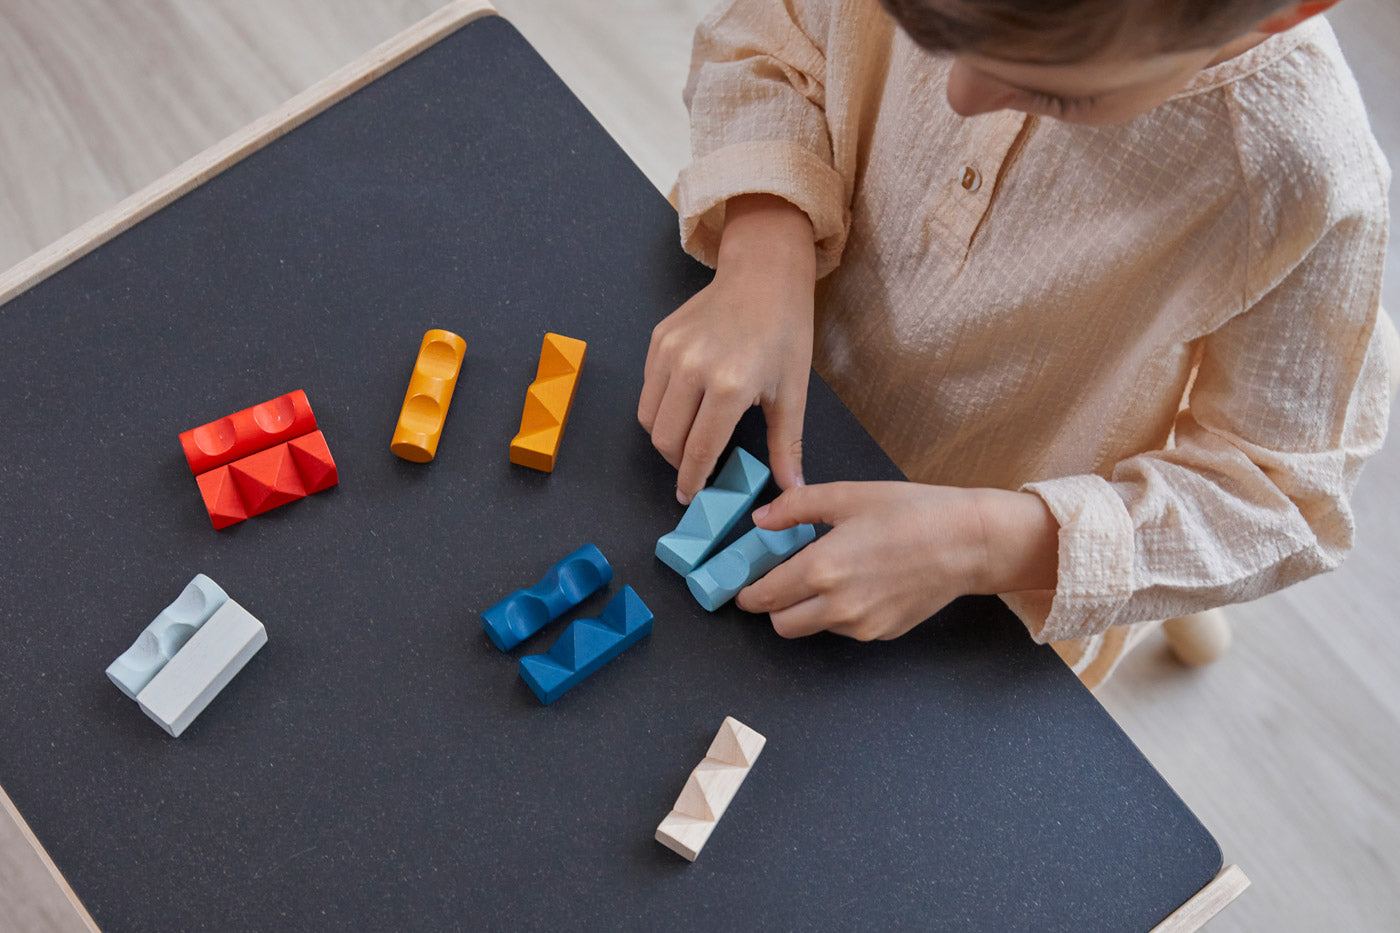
[
  {"xmin": 508, "ymin": 332, "xmax": 586, "ymax": 472},
  {"xmin": 391, "ymin": 328, "xmax": 467, "ymax": 462},
  {"xmin": 135, "ymin": 598, "xmax": 267, "ymax": 737},
  {"xmin": 656, "ymin": 716, "xmax": 766, "ymax": 861}
]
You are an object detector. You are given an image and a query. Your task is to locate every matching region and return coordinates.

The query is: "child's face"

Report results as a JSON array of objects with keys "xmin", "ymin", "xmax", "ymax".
[{"xmin": 944, "ymin": 34, "xmax": 1257, "ymax": 125}]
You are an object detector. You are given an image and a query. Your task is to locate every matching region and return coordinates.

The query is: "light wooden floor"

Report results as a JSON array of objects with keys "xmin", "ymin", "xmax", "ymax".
[{"xmin": 2, "ymin": 2, "xmax": 1396, "ymax": 930}]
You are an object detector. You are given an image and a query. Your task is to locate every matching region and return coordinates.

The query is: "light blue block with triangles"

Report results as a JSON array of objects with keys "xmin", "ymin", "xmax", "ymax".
[
  {"xmin": 518, "ymin": 586, "xmax": 653, "ymax": 705},
  {"xmin": 655, "ymin": 447, "xmax": 770, "ymax": 575}
]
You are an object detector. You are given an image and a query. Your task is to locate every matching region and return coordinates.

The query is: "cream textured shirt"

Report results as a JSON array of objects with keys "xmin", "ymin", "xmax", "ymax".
[{"xmin": 677, "ymin": 0, "xmax": 1392, "ymax": 683}]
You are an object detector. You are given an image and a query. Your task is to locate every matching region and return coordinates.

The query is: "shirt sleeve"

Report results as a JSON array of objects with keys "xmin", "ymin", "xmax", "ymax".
[
  {"xmin": 1004, "ymin": 206, "xmax": 1391, "ymax": 642},
  {"xmin": 678, "ymin": 0, "xmax": 874, "ymax": 277}
]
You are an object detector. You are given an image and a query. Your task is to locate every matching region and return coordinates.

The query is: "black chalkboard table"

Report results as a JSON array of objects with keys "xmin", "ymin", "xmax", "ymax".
[{"xmin": 0, "ymin": 3, "xmax": 1244, "ymax": 930}]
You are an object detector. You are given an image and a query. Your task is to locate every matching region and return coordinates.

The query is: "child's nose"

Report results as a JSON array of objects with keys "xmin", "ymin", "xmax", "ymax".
[{"xmin": 945, "ymin": 61, "xmax": 1019, "ymax": 117}]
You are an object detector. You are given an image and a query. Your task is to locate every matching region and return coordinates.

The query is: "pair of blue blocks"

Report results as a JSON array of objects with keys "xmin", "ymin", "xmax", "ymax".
[
  {"xmin": 655, "ymin": 447, "xmax": 815, "ymax": 611},
  {"xmin": 481, "ymin": 545, "xmax": 651, "ymax": 705}
]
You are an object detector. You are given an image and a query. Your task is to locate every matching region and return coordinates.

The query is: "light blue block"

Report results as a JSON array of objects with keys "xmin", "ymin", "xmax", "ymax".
[
  {"xmin": 656, "ymin": 447, "xmax": 770, "ymax": 574},
  {"xmin": 686, "ymin": 524, "xmax": 816, "ymax": 612},
  {"xmin": 482, "ymin": 544, "xmax": 613, "ymax": 651},
  {"xmin": 518, "ymin": 586, "xmax": 653, "ymax": 705},
  {"xmin": 106, "ymin": 573, "xmax": 229, "ymax": 699}
]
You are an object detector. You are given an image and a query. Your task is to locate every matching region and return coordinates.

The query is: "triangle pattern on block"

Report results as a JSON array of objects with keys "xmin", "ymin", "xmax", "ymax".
[
  {"xmin": 537, "ymin": 332, "xmax": 587, "ymax": 378},
  {"xmin": 674, "ymin": 771, "xmax": 718, "ymax": 822},
  {"xmin": 707, "ymin": 717, "xmax": 766, "ymax": 768},
  {"xmin": 229, "ymin": 443, "xmax": 307, "ymax": 516},
  {"xmin": 547, "ymin": 619, "xmax": 618, "ymax": 671},
  {"xmin": 519, "ymin": 379, "xmax": 572, "ymax": 434},
  {"xmin": 713, "ymin": 446, "xmax": 769, "ymax": 496},
  {"xmin": 288, "ymin": 430, "xmax": 339, "ymax": 493},
  {"xmin": 195, "ymin": 466, "xmax": 248, "ymax": 529},
  {"xmin": 674, "ymin": 488, "xmax": 749, "ymax": 538}
]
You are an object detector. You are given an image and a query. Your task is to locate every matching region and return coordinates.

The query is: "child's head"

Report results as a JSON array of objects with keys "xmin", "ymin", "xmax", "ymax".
[{"xmin": 881, "ymin": 0, "xmax": 1339, "ymax": 123}]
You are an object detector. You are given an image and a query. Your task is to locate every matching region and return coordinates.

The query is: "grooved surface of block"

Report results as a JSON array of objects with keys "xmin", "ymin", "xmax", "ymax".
[
  {"xmin": 508, "ymin": 332, "xmax": 586, "ymax": 472},
  {"xmin": 178, "ymin": 389, "xmax": 317, "ymax": 475},
  {"xmin": 656, "ymin": 447, "xmax": 769, "ymax": 574},
  {"xmin": 106, "ymin": 574, "xmax": 229, "ymax": 700},
  {"xmin": 134, "ymin": 599, "xmax": 267, "ymax": 738},
  {"xmin": 687, "ymin": 524, "xmax": 816, "ymax": 612},
  {"xmin": 391, "ymin": 328, "xmax": 467, "ymax": 462},
  {"xmin": 518, "ymin": 586, "xmax": 652, "ymax": 704},
  {"xmin": 481, "ymin": 543, "xmax": 612, "ymax": 650},
  {"xmin": 656, "ymin": 717, "xmax": 766, "ymax": 861}
]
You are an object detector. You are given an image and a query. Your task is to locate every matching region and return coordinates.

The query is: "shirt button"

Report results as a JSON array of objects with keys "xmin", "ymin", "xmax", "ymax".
[{"xmin": 960, "ymin": 165, "xmax": 982, "ymax": 192}]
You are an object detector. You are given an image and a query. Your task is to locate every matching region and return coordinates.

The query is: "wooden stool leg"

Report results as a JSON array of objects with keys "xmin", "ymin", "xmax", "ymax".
[{"xmin": 1162, "ymin": 608, "xmax": 1232, "ymax": 667}]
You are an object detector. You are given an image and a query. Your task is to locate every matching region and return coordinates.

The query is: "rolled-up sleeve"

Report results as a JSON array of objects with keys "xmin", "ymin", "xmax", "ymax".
[
  {"xmin": 678, "ymin": 0, "xmax": 862, "ymax": 277},
  {"xmin": 1006, "ymin": 209, "xmax": 1391, "ymax": 643}
]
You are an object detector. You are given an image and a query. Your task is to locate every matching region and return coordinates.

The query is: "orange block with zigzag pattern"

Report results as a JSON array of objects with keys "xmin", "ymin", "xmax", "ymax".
[{"xmin": 509, "ymin": 333, "xmax": 586, "ymax": 473}]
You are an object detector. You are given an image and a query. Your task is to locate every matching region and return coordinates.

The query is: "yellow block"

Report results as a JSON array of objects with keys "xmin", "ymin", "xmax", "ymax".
[
  {"xmin": 390, "ymin": 328, "xmax": 468, "ymax": 462},
  {"xmin": 509, "ymin": 332, "xmax": 587, "ymax": 472}
]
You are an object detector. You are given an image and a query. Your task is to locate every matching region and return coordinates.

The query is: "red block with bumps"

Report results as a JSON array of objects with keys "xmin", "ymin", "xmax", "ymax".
[
  {"xmin": 179, "ymin": 389, "xmax": 318, "ymax": 476},
  {"xmin": 181, "ymin": 392, "xmax": 338, "ymax": 530}
]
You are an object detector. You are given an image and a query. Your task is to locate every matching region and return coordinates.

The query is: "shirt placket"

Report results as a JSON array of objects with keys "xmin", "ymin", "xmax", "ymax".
[{"xmin": 921, "ymin": 112, "xmax": 1030, "ymax": 257}]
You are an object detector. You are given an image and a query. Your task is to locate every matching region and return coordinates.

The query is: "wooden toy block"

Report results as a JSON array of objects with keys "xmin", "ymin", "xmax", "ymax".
[
  {"xmin": 179, "ymin": 389, "xmax": 317, "ymax": 475},
  {"xmin": 106, "ymin": 574, "xmax": 229, "ymax": 699},
  {"xmin": 656, "ymin": 447, "xmax": 770, "ymax": 574},
  {"xmin": 481, "ymin": 543, "xmax": 612, "ymax": 651},
  {"xmin": 517, "ymin": 586, "xmax": 653, "ymax": 705},
  {"xmin": 686, "ymin": 524, "xmax": 817, "ymax": 612},
  {"xmin": 194, "ymin": 430, "xmax": 338, "ymax": 529},
  {"xmin": 135, "ymin": 598, "xmax": 267, "ymax": 737},
  {"xmin": 655, "ymin": 717, "xmax": 766, "ymax": 861},
  {"xmin": 391, "ymin": 328, "xmax": 467, "ymax": 463},
  {"xmin": 508, "ymin": 332, "xmax": 586, "ymax": 472}
]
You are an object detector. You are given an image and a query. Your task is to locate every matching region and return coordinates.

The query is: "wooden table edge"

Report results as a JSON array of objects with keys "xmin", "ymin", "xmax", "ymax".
[
  {"xmin": 1, "ymin": 784, "xmax": 99, "ymax": 933},
  {"xmin": 1150, "ymin": 864, "xmax": 1251, "ymax": 932},
  {"xmin": 0, "ymin": 1, "xmax": 1248, "ymax": 929}
]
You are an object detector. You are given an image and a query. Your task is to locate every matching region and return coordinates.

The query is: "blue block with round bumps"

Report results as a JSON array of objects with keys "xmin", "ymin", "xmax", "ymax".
[
  {"xmin": 481, "ymin": 543, "xmax": 612, "ymax": 650},
  {"xmin": 686, "ymin": 524, "xmax": 816, "ymax": 612},
  {"xmin": 518, "ymin": 586, "xmax": 653, "ymax": 705},
  {"xmin": 655, "ymin": 447, "xmax": 770, "ymax": 574}
]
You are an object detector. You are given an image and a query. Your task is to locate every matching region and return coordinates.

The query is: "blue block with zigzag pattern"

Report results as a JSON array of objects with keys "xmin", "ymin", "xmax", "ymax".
[
  {"xmin": 518, "ymin": 586, "xmax": 653, "ymax": 704},
  {"xmin": 655, "ymin": 447, "xmax": 770, "ymax": 574},
  {"xmin": 481, "ymin": 543, "xmax": 613, "ymax": 650}
]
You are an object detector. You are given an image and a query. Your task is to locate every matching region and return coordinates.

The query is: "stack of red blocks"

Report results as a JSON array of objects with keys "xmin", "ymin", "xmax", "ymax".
[{"xmin": 179, "ymin": 390, "xmax": 338, "ymax": 529}]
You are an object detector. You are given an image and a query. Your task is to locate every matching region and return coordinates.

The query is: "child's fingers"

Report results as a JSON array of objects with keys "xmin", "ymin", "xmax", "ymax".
[
  {"xmin": 752, "ymin": 482, "xmax": 856, "ymax": 530},
  {"xmin": 766, "ymin": 595, "xmax": 835, "ymax": 639},
  {"xmin": 763, "ymin": 378, "xmax": 808, "ymax": 490},
  {"xmin": 648, "ymin": 378, "xmax": 705, "ymax": 475},
  {"xmin": 736, "ymin": 548, "xmax": 815, "ymax": 615},
  {"xmin": 677, "ymin": 392, "xmax": 748, "ymax": 504},
  {"xmin": 637, "ymin": 362, "xmax": 669, "ymax": 434}
]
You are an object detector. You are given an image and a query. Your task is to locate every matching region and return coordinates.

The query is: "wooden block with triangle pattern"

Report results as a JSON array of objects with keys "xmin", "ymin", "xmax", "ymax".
[
  {"xmin": 509, "ymin": 332, "xmax": 586, "ymax": 472},
  {"xmin": 181, "ymin": 391, "xmax": 338, "ymax": 529},
  {"xmin": 656, "ymin": 717, "xmax": 766, "ymax": 861}
]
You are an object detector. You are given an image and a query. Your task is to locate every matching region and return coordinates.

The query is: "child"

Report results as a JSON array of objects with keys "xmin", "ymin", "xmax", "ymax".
[{"xmin": 637, "ymin": 0, "xmax": 1394, "ymax": 686}]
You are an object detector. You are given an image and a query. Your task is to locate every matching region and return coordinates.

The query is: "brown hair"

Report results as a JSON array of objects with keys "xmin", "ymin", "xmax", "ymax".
[{"xmin": 879, "ymin": 0, "xmax": 1295, "ymax": 64}]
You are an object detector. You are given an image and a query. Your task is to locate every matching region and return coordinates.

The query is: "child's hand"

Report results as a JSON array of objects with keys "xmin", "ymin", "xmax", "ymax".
[
  {"xmin": 736, "ymin": 482, "xmax": 1060, "ymax": 641},
  {"xmin": 638, "ymin": 194, "xmax": 816, "ymax": 504}
]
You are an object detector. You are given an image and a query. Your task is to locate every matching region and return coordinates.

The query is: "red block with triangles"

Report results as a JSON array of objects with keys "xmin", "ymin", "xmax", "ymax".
[{"xmin": 182, "ymin": 392, "xmax": 338, "ymax": 530}]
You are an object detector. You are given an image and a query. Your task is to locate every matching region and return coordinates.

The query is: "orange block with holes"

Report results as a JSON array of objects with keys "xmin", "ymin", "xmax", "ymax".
[
  {"xmin": 391, "ymin": 329, "xmax": 467, "ymax": 463},
  {"xmin": 179, "ymin": 389, "xmax": 317, "ymax": 475},
  {"xmin": 509, "ymin": 333, "xmax": 586, "ymax": 473},
  {"xmin": 181, "ymin": 391, "xmax": 338, "ymax": 529}
]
